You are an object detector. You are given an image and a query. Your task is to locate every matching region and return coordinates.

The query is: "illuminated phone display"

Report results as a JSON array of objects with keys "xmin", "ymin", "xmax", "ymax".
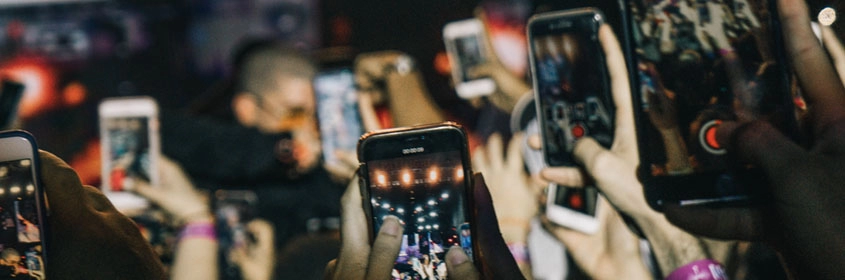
[
  {"xmin": 529, "ymin": 9, "xmax": 614, "ymax": 167},
  {"xmin": 359, "ymin": 124, "xmax": 474, "ymax": 279},
  {"xmin": 104, "ymin": 117, "xmax": 152, "ymax": 192}
]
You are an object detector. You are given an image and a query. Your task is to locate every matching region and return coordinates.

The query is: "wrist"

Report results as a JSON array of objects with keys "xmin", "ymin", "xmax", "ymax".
[
  {"xmin": 180, "ymin": 220, "xmax": 217, "ymax": 241},
  {"xmin": 497, "ymin": 217, "xmax": 530, "ymax": 244},
  {"xmin": 179, "ymin": 210, "xmax": 214, "ymax": 225},
  {"xmin": 665, "ymin": 259, "xmax": 728, "ymax": 280}
]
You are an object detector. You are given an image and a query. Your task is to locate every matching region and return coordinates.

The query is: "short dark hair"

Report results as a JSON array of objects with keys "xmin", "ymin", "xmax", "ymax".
[{"xmin": 235, "ymin": 42, "xmax": 317, "ymax": 97}]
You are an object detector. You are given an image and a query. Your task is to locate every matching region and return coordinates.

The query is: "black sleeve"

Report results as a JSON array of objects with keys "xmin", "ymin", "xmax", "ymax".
[{"xmin": 159, "ymin": 110, "xmax": 293, "ymax": 185}]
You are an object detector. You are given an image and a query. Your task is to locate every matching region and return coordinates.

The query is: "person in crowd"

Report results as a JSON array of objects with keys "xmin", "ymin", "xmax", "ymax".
[
  {"xmin": 0, "ymin": 248, "xmax": 31, "ymax": 279},
  {"xmin": 36, "ymin": 150, "xmax": 167, "ymax": 279},
  {"xmin": 133, "ymin": 157, "xmax": 275, "ymax": 280}
]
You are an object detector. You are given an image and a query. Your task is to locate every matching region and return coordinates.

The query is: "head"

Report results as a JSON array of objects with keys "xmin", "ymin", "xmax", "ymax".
[
  {"xmin": 0, "ymin": 248, "xmax": 20, "ymax": 266},
  {"xmin": 232, "ymin": 43, "xmax": 317, "ymax": 134}
]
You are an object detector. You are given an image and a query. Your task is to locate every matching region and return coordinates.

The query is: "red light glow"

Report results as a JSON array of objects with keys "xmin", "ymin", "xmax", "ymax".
[{"xmin": 0, "ymin": 57, "xmax": 58, "ymax": 118}]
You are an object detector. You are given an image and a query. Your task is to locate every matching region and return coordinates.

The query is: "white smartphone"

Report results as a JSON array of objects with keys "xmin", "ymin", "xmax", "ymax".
[
  {"xmin": 0, "ymin": 130, "xmax": 48, "ymax": 279},
  {"xmin": 99, "ymin": 96, "xmax": 160, "ymax": 211},
  {"xmin": 443, "ymin": 18, "xmax": 496, "ymax": 99},
  {"xmin": 521, "ymin": 117, "xmax": 599, "ymax": 234}
]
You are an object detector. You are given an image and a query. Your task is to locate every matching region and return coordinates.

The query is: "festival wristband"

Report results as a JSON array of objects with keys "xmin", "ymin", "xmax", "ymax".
[
  {"xmin": 507, "ymin": 242, "xmax": 529, "ymax": 264},
  {"xmin": 665, "ymin": 259, "xmax": 728, "ymax": 280},
  {"xmin": 180, "ymin": 222, "xmax": 217, "ymax": 241}
]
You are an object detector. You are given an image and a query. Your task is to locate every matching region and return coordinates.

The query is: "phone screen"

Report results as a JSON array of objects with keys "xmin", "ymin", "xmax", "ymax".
[
  {"xmin": 215, "ymin": 190, "xmax": 257, "ymax": 280},
  {"xmin": 314, "ymin": 68, "xmax": 363, "ymax": 166},
  {"xmin": 104, "ymin": 116, "xmax": 152, "ymax": 192},
  {"xmin": 552, "ymin": 185, "xmax": 597, "ymax": 216},
  {"xmin": 627, "ymin": 0, "xmax": 796, "ymax": 206},
  {"xmin": 452, "ymin": 34, "xmax": 486, "ymax": 83},
  {"xmin": 360, "ymin": 125, "xmax": 472, "ymax": 280},
  {"xmin": 0, "ymin": 158, "xmax": 46, "ymax": 279},
  {"xmin": 530, "ymin": 9, "xmax": 614, "ymax": 167}
]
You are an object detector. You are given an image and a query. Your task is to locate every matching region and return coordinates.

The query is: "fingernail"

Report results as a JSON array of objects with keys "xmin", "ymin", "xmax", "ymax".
[
  {"xmin": 381, "ymin": 215, "xmax": 402, "ymax": 236},
  {"xmin": 447, "ymin": 246, "xmax": 468, "ymax": 265}
]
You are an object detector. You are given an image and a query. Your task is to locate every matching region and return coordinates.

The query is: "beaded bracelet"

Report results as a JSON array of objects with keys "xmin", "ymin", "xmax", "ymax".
[
  {"xmin": 665, "ymin": 259, "xmax": 728, "ymax": 280},
  {"xmin": 179, "ymin": 222, "xmax": 216, "ymax": 241}
]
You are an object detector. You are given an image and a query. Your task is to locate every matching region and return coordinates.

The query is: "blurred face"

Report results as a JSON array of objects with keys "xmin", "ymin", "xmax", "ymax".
[{"xmin": 253, "ymin": 75, "xmax": 317, "ymax": 134}]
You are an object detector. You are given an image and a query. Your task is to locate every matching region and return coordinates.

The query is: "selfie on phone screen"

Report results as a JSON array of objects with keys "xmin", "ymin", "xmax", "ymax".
[
  {"xmin": 529, "ymin": 9, "xmax": 614, "ymax": 167},
  {"xmin": 314, "ymin": 68, "xmax": 363, "ymax": 167}
]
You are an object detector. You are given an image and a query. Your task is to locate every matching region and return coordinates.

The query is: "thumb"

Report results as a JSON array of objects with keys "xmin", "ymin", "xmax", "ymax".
[{"xmin": 133, "ymin": 180, "xmax": 167, "ymax": 206}]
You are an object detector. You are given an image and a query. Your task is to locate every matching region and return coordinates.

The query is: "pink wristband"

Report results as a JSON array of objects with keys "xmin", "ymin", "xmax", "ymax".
[
  {"xmin": 180, "ymin": 222, "xmax": 216, "ymax": 241},
  {"xmin": 507, "ymin": 242, "xmax": 529, "ymax": 264},
  {"xmin": 665, "ymin": 259, "xmax": 728, "ymax": 280}
]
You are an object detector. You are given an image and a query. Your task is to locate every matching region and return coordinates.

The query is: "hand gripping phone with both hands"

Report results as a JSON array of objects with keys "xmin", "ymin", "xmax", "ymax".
[
  {"xmin": 443, "ymin": 18, "xmax": 497, "ymax": 99},
  {"xmin": 358, "ymin": 123, "xmax": 477, "ymax": 279},
  {"xmin": 99, "ymin": 96, "xmax": 160, "ymax": 212},
  {"xmin": 0, "ymin": 130, "xmax": 48, "ymax": 279}
]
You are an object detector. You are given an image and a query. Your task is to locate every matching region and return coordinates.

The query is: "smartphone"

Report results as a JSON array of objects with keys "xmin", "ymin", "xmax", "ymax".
[
  {"xmin": 99, "ymin": 96, "xmax": 160, "ymax": 211},
  {"xmin": 0, "ymin": 130, "xmax": 48, "ymax": 279},
  {"xmin": 528, "ymin": 8, "xmax": 615, "ymax": 167},
  {"xmin": 314, "ymin": 67, "xmax": 364, "ymax": 167},
  {"xmin": 358, "ymin": 123, "xmax": 477, "ymax": 279},
  {"xmin": 443, "ymin": 18, "xmax": 497, "ymax": 99},
  {"xmin": 214, "ymin": 190, "xmax": 257, "ymax": 280},
  {"xmin": 625, "ymin": 0, "xmax": 798, "ymax": 209},
  {"xmin": 0, "ymin": 80, "xmax": 25, "ymax": 130}
]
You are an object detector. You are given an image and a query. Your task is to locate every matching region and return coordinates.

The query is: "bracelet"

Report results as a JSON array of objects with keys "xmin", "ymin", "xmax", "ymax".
[
  {"xmin": 507, "ymin": 242, "xmax": 530, "ymax": 264},
  {"xmin": 718, "ymin": 48, "xmax": 734, "ymax": 57},
  {"xmin": 665, "ymin": 259, "xmax": 727, "ymax": 280},
  {"xmin": 180, "ymin": 222, "xmax": 216, "ymax": 241}
]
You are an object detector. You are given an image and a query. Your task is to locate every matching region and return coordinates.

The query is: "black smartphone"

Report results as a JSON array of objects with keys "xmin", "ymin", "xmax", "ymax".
[
  {"xmin": 357, "ymin": 123, "xmax": 476, "ymax": 279},
  {"xmin": 214, "ymin": 190, "xmax": 258, "ymax": 280},
  {"xmin": 0, "ymin": 130, "xmax": 48, "ymax": 279},
  {"xmin": 0, "ymin": 80, "xmax": 25, "ymax": 130},
  {"xmin": 528, "ymin": 8, "xmax": 615, "ymax": 167},
  {"xmin": 314, "ymin": 67, "xmax": 364, "ymax": 167},
  {"xmin": 625, "ymin": 0, "xmax": 798, "ymax": 209}
]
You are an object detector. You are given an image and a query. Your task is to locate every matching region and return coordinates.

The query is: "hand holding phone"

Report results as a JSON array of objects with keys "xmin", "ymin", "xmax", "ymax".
[
  {"xmin": 99, "ymin": 96, "xmax": 160, "ymax": 211},
  {"xmin": 315, "ymin": 68, "xmax": 365, "ymax": 182},
  {"xmin": 357, "ymin": 123, "xmax": 478, "ymax": 279},
  {"xmin": 443, "ymin": 19, "xmax": 497, "ymax": 99}
]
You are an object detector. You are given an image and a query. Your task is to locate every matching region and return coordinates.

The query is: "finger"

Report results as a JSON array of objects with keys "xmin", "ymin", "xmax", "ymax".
[
  {"xmin": 472, "ymin": 144, "xmax": 490, "ymax": 174},
  {"xmin": 572, "ymin": 138, "xmax": 626, "ymax": 187},
  {"xmin": 158, "ymin": 156, "xmax": 193, "ymax": 191},
  {"xmin": 527, "ymin": 134, "xmax": 542, "ymax": 150},
  {"xmin": 336, "ymin": 150, "xmax": 360, "ymax": 168},
  {"xmin": 324, "ymin": 259, "xmax": 338, "ymax": 279},
  {"xmin": 506, "ymin": 134, "xmax": 524, "ymax": 172},
  {"xmin": 445, "ymin": 246, "xmax": 480, "ymax": 280},
  {"xmin": 539, "ymin": 167, "xmax": 586, "ymax": 187},
  {"xmin": 247, "ymin": 219, "xmax": 275, "ymax": 256},
  {"xmin": 715, "ymin": 121, "xmax": 806, "ymax": 194},
  {"xmin": 132, "ymin": 180, "xmax": 168, "ymax": 206},
  {"xmin": 365, "ymin": 216, "xmax": 404, "ymax": 280},
  {"xmin": 779, "ymin": 0, "xmax": 845, "ymax": 134},
  {"xmin": 473, "ymin": 174, "xmax": 526, "ymax": 279},
  {"xmin": 599, "ymin": 24, "xmax": 637, "ymax": 160},
  {"xmin": 820, "ymin": 25, "xmax": 845, "ymax": 87},
  {"xmin": 324, "ymin": 161, "xmax": 356, "ymax": 182},
  {"xmin": 487, "ymin": 134, "xmax": 505, "ymax": 170},
  {"xmin": 664, "ymin": 204, "xmax": 763, "ymax": 241},
  {"xmin": 358, "ymin": 92, "xmax": 382, "ymax": 132},
  {"xmin": 335, "ymin": 176, "xmax": 370, "ymax": 279}
]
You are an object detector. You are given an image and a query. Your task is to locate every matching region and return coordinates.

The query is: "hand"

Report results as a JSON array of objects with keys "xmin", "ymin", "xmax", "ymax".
[
  {"xmin": 664, "ymin": 0, "xmax": 845, "ymax": 277},
  {"xmin": 324, "ymin": 174, "xmax": 524, "ymax": 280},
  {"xmin": 291, "ymin": 122, "xmax": 322, "ymax": 174},
  {"xmin": 541, "ymin": 197, "xmax": 650, "ymax": 280},
  {"xmin": 820, "ymin": 25, "xmax": 845, "ymax": 87},
  {"xmin": 230, "ymin": 219, "xmax": 276, "ymax": 280},
  {"xmin": 538, "ymin": 25, "xmax": 734, "ymax": 274},
  {"xmin": 40, "ymin": 151, "xmax": 166, "ymax": 279},
  {"xmin": 324, "ymin": 93, "xmax": 383, "ymax": 184},
  {"xmin": 472, "ymin": 134, "xmax": 539, "ymax": 244},
  {"xmin": 133, "ymin": 157, "xmax": 210, "ymax": 224},
  {"xmin": 354, "ymin": 50, "xmax": 408, "ymax": 103}
]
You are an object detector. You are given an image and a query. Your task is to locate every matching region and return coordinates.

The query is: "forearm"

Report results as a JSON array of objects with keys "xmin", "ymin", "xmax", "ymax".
[
  {"xmin": 171, "ymin": 216, "xmax": 219, "ymax": 280},
  {"xmin": 658, "ymin": 128, "xmax": 693, "ymax": 174},
  {"xmin": 488, "ymin": 72, "xmax": 531, "ymax": 113},
  {"xmin": 385, "ymin": 71, "xmax": 445, "ymax": 126},
  {"xmin": 638, "ymin": 214, "xmax": 712, "ymax": 276}
]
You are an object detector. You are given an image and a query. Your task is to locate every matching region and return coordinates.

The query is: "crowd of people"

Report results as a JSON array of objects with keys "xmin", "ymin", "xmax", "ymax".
[{"xmin": 1, "ymin": 0, "xmax": 844, "ymax": 279}]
